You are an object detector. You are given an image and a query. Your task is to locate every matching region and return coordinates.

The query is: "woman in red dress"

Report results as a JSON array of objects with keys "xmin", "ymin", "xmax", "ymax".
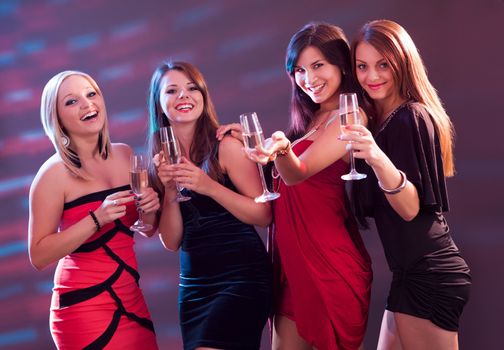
[
  {"xmin": 28, "ymin": 71, "xmax": 159, "ymax": 349},
  {"xmin": 220, "ymin": 22, "xmax": 373, "ymax": 350}
]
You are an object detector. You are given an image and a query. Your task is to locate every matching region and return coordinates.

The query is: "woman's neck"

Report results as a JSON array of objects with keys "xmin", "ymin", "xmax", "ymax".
[
  {"xmin": 319, "ymin": 93, "xmax": 339, "ymax": 114},
  {"xmin": 376, "ymin": 95, "xmax": 407, "ymax": 124},
  {"xmin": 71, "ymin": 135, "xmax": 101, "ymax": 160},
  {"xmin": 310, "ymin": 108, "xmax": 337, "ymax": 130},
  {"xmin": 171, "ymin": 123, "xmax": 195, "ymax": 157}
]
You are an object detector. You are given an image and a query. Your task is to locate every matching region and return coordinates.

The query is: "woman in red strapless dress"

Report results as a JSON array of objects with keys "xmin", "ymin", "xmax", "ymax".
[{"xmin": 28, "ymin": 71, "xmax": 159, "ymax": 349}]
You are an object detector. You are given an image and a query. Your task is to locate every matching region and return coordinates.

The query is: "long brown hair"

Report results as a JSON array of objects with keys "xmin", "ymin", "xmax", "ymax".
[
  {"xmin": 351, "ymin": 19, "xmax": 455, "ymax": 176},
  {"xmin": 146, "ymin": 61, "xmax": 222, "ymax": 199},
  {"xmin": 285, "ymin": 22, "xmax": 360, "ymax": 140}
]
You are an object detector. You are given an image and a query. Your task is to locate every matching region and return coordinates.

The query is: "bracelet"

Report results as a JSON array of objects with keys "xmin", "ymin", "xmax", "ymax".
[
  {"xmin": 378, "ymin": 170, "xmax": 407, "ymax": 195},
  {"xmin": 275, "ymin": 140, "xmax": 292, "ymax": 157},
  {"xmin": 88, "ymin": 210, "xmax": 101, "ymax": 231}
]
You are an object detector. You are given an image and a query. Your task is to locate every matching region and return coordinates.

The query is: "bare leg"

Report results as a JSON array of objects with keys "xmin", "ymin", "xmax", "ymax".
[
  {"xmin": 394, "ymin": 312, "xmax": 458, "ymax": 350},
  {"xmin": 377, "ymin": 310, "xmax": 403, "ymax": 350},
  {"xmin": 272, "ymin": 315, "xmax": 312, "ymax": 350}
]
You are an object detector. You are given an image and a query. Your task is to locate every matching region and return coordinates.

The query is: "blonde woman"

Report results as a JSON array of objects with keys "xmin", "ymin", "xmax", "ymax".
[{"xmin": 28, "ymin": 71, "xmax": 159, "ymax": 349}]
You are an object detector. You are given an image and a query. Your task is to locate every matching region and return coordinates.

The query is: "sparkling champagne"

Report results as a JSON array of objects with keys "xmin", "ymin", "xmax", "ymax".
[
  {"xmin": 242, "ymin": 130, "xmax": 265, "ymax": 155},
  {"xmin": 161, "ymin": 141, "xmax": 180, "ymax": 164},
  {"xmin": 339, "ymin": 111, "xmax": 361, "ymax": 135},
  {"xmin": 130, "ymin": 169, "xmax": 148, "ymax": 195}
]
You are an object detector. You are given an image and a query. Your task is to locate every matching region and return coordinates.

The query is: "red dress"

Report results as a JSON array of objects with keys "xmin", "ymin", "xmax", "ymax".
[
  {"xmin": 50, "ymin": 185, "xmax": 158, "ymax": 350},
  {"xmin": 272, "ymin": 140, "xmax": 372, "ymax": 350}
]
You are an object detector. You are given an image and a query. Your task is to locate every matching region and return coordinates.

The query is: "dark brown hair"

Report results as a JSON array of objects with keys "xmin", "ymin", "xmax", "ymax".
[
  {"xmin": 146, "ymin": 61, "xmax": 222, "ymax": 199},
  {"xmin": 285, "ymin": 22, "xmax": 360, "ymax": 140}
]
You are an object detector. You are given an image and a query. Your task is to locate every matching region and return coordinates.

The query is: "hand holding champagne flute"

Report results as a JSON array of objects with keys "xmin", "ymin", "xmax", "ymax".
[
  {"xmin": 240, "ymin": 112, "xmax": 280, "ymax": 203},
  {"xmin": 339, "ymin": 93, "xmax": 367, "ymax": 180},
  {"xmin": 130, "ymin": 154, "xmax": 153, "ymax": 232},
  {"xmin": 159, "ymin": 126, "xmax": 191, "ymax": 202}
]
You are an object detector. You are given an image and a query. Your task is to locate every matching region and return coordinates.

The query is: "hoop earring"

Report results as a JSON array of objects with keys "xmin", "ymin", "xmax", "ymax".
[{"xmin": 62, "ymin": 134, "xmax": 70, "ymax": 148}]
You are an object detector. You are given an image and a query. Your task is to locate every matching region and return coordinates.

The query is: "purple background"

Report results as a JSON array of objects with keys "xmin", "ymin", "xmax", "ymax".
[{"xmin": 0, "ymin": 0, "xmax": 502, "ymax": 348}]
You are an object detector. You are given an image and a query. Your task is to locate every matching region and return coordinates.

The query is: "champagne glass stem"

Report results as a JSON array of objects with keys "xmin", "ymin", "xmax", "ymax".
[
  {"xmin": 257, "ymin": 164, "xmax": 269, "ymax": 193},
  {"xmin": 137, "ymin": 207, "xmax": 144, "ymax": 225},
  {"xmin": 349, "ymin": 147, "xmax": 356, "ymax": 172}
]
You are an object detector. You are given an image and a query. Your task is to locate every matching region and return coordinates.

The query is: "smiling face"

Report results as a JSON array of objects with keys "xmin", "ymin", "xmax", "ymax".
[
  {"xmin": 56, "ymin": 75, "xmax": 105, "ymax": 138},
  {"xmin": 294, "ymin": 45, "xmax": 342, "ymax": 111},
  {"xmin": 355, "ymin": 41, "xmax": 399, "ymax": 111},
  {"xmin": 159, "ymin": 69, "xmax": 204, "ymax": 125}
]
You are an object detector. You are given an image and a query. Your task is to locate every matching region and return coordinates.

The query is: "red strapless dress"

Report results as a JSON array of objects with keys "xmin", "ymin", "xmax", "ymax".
[
  {"xmin": 272, "ymin": 140, "xmax": 372, "ymax": 350},
  {"xmin": 50, "ymin": 185, "xmax": 158, "ymax": 349}
]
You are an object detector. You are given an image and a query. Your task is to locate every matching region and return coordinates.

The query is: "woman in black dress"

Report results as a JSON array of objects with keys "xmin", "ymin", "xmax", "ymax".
[
  {"xmin": 146, "ymin": 61, "xmax": 272, "ymax": 350},
  {"xmin": 341, "ymin": 20, "xmax": 471, "ymax": 349}
]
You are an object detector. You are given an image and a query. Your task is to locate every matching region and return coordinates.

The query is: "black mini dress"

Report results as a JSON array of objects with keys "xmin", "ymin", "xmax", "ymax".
[
  {"xmin": 178, "ymin": 173, "xmax": 272, "ymax": 349},
  {"xmin": 357, "ymin": 102, "xmax": 471, "ymax": 331}
]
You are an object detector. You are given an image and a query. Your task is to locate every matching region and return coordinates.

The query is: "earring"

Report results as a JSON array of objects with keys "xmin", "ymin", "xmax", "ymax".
[{"xmin": 62, "ymin": 134, "xmax": 70, "ymax": 147}]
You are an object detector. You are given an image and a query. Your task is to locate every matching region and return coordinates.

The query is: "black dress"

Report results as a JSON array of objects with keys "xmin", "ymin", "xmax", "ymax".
[
  {"xmin": 178, "ymin": 174, "xmax": 272, "ymax": 350},
  {"xmin": 358, "ymin": 102, "xmax": 471, "ymax": 331}
]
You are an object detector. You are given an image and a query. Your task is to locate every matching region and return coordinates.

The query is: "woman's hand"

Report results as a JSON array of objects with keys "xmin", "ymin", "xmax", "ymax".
[
  {"xmin": 246, "ymin": 131, "xmax": 290, "ymax": 165},
  {"xmin": 94, "ymin": 190, "xmax": 135, "ymax": 226},
  {"xmin": 154, "ymin": 152, "xmax": 177, "ymax": 189},
  {"xmin": 216, "ymin": 123, "xmax": 243, "ymax": 141},
  {"xmin": 339, "ymin": 124, "xmax": 385, "ymax": 168},
  {"xmin": 172, "ymin": 157, "xmax": 216, "ymax": 196},
  {"xmin": 136, "ymin": 187, "xmax": 160, "ymax": 214}
]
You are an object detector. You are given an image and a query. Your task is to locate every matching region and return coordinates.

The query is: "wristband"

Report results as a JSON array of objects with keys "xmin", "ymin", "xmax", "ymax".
[
  {"xmin": 276, "ymin": 140, "xmax": 292, "ymax": 157},
  {"xmin": 88, "ymin": 210, "xmax": 101, "ymax": 231},
  {"xmin": 378, "ymin": 170, "xmax": 407, "ymax": 195}
]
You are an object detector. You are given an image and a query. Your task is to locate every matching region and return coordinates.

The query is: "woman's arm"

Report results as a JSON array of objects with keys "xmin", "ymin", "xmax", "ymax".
[
  {"xmin": 155, "ymin": 157, "xmax": 184, "ymax": 251},
  {"xmin": 174, "ymin": 136, "xmax": 272, "ymax": 227},
  {"xmin": 28, "ymin": 161, "xmax": 133, "ymax": 270},
  {"xmin": 270, "ymin": 116, "xmax": 349, "ymax": 185},
  {"xmin": 342, "ymin": 124, "xmax": 420, "ymax": 221}
]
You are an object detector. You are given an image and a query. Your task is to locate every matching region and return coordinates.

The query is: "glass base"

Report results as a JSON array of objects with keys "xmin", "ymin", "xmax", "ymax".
[
  {"xmin": 130, "ymin": 222, "xmax": 153, "ymax": 232},
  {"xmin": 341, "ymin": 171, "xmax": 367, "ymax": 181},
  {"xmin": 176, "ymin": 194, "xmax": 191, "ymax": 202},
  {"xmin": 254, "ymin": 191, "xmax": 281, "ymax": 203}
]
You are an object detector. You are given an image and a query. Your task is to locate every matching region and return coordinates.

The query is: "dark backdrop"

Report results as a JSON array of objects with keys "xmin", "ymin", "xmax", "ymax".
[{"xmin": 0, "ymin": 0, "xmax": 502, "ymax": 349}]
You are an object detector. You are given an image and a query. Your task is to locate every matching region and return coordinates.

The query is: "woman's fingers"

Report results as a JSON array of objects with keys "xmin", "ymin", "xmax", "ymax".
[
  {"xmin": 135, "ymin": 187, "xmax": 159, "ymax": 213},
  {"xmin": 216, "ymin": 123, "xmax": 242, "ymax": 140}
]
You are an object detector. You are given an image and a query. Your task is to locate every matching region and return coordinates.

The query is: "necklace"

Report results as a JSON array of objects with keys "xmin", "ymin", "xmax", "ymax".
[{"xmin": 375, "ymin": 100, "xmax": 411, "ymax": 136}]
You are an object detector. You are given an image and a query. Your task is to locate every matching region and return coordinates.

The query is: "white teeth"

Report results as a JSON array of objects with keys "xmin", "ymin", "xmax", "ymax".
[
  {"xmin": 176, "ymin": 104, "xmax": 193, "ymax": 111},
  {"xmin": 81, "ymin": 111, "xmax": 98, "ymax": 121},
  {"xmin": 308, "ymin": 84, "xmax": 324, "ymax": 93}
]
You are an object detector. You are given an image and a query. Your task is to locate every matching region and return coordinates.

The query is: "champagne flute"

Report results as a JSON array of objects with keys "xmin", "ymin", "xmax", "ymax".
[
  {"xmin": 240, "ymin": 112, "xmax": 280, "ymax": 203},
  {"xmin": 130, "ymin": 154, "xmax": 153, "ymax": 232},
  {"xmin": 339, "ymin": 93, "xmax": 367, "ymax": 180},
  {"xmin": 159, "ymin": 126, "xmax": 191, "ymax": 202}
]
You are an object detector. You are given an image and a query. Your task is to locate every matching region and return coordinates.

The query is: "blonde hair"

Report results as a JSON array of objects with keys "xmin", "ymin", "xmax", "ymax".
[
  {"xmin": 40, "ymin": 70, "xmax": 111, "ymax": 179},
  {"xmin": 352, "ymin": 19, "xmax": 455, "ymax": 176}
]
